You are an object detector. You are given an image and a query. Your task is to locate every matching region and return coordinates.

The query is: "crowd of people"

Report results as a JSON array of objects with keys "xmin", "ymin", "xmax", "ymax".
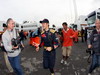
[{"xmin": 0, "ymin": 18, "xmax": 100, "ymax": 75}]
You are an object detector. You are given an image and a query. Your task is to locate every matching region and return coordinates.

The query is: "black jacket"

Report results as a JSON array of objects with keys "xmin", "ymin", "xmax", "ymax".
[{"xmin": 88, "ymin": 29, "xmax": 100, "ymax": 55}]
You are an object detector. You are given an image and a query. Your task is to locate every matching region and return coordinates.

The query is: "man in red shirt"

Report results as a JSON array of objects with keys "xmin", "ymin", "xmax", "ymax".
[{"xmin": 61, "ymin": 22, "xmax": 76, "ymax": 65}]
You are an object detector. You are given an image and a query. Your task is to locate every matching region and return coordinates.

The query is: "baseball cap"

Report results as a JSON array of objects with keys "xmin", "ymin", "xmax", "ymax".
[{"xmin": 40, "ymin": 19, "xmax": 49, "ymax": 23}]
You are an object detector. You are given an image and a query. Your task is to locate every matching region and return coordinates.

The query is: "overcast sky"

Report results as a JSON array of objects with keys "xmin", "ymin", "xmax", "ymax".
[{"xmin": 0, "ymin": 0, "xmax": 100, "ymax": 27}]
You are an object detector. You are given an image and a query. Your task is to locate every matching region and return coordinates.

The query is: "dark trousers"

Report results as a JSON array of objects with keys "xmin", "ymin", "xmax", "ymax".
[
  {"xmin": 8, "ymin": 55, "xmax": 23, "ymax": 75},
  {"xmin": 81, "ymin": 36, "xmax": 84, "ymax": 42},
  {"xmin": 89, "ymin": 54, "xmax": 100, "ymax": 73},
  {"xmin": 43, "ymin": 50, "xmax": 56, "ymax": 69}
]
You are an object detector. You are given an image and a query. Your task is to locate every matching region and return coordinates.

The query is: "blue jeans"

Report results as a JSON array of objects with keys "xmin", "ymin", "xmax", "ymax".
[
  {"xmin": 8, "ymin": 55, "xmax": 23, "ymax": 75},
  {"xmin": 89, "ymin": 53, "xmax": 100, "ymax": 73}
]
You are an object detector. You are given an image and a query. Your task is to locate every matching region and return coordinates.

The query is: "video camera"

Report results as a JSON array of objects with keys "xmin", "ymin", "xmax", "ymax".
[
  {"xmin": 86, "ymin": 48, "xmax": 93, "ymax": 63},
  {"xmin": 11, "ymin": 37, "xmax": 24, "ymax": 50}
]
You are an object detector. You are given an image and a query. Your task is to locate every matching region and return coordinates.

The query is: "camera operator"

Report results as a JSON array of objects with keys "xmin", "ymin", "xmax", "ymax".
[
  {"xmin": 0, "ymin": 31, "xmax": 14, "ymax": 75},
  {"xmin": 2, "ymin": 18, "xmax": 24, "ymax": 75},
  {"xmin": 87, "ymin": 19, "xmax": 100, "ymax": 75}
]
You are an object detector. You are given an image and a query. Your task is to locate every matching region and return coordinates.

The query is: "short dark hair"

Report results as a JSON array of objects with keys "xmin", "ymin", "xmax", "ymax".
[
  {"xmin": 6, "ymin": 18, "xmax": 13, "ymax": 25},
  {"xmin": 62, "ymin": 22, "xmax": 67, "ymax": 26},
  {"xmin": 21, "ymin": 30, "xmax": 23, "ymax": 32}
]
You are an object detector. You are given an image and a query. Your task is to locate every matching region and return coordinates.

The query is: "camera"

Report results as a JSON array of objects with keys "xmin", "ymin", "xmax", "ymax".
[{"xmin": 11, "ymin": 37, "xmax": 24, "ymax": 50}]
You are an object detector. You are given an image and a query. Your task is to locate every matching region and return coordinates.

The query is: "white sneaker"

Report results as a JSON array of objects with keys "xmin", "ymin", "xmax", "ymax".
[
  {"xmin": 64, "ymin": 61, "xmax": 67, "ymax": 65},
  {"xmin": 61, "ymin": 59, "xmax": 64, "ymax": 64},
  {"xmin": 51, "ymin": 73, "xmax": 55, "ymax": 75},
  {"xmin": 88, "ymin": 73, "xmax": 91, "ymax": 75}
]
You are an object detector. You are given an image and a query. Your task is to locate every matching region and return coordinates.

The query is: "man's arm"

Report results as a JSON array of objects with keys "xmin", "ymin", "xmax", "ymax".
[
  {"xmin": 87, "ymin": 32, "xmax": 94, "ymax": 48},
  {"xmin": 2, "ymin": 35, "xmax": 13, "ymax": 52},
  {"xmin": 52, "ymin": 33, "xmax": 59, "ymax": 49},
  {"xmin": 36, "ymin": 32, "xmax": 44, "ymax": 51},
  {"xmin": 70, "ymin": 29, "xmax": 76, "ymax": 38},
  {"xmin": 2, "ymin": 35, "xmax": 19, "ymax": 52}
]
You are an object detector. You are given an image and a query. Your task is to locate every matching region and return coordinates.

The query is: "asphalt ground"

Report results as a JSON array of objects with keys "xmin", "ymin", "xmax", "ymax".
[{"xmin": 0, "ymin": 38, "xmax": 100, "ymax": 75}]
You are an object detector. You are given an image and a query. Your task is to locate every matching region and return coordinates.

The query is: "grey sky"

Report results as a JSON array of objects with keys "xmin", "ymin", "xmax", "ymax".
[{"xmin": 0, "ymin": 0, "xmax": 100, "ymax": 27}]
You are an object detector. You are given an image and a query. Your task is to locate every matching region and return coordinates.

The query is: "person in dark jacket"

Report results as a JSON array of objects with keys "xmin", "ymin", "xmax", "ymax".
[
  {"xmin": 84, "ymin": 28, "xmax": 87, "ymax": 42},
  {"xmin": 81, "ymin": 27, "xmax": 84, "ymax": 42},
  {"xmin": 19, "ymin": 30, "xmax": 25, "ymax": 44},
  {"xmin": 87, "ymin": 19, "xmax": 100, "ymax": 75},
  {"xmin": 36, "ymin": 19, "xmax": 59, "ymax": 75}
]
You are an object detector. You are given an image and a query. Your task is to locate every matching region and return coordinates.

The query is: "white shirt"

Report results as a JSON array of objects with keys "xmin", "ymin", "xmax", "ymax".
[{"xmin": 2, "ymin": 29, "xmax": 21, "ymax": 57}]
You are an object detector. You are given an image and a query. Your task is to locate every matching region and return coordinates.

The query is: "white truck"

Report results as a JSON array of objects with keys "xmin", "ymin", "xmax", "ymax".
[
  {"xmin": 85, "ymin": 8, "xmax": 100, "ymax": 37},
  {"xmin": 15, "ymin": 21, "xmax": 39, "ymax": 31}
]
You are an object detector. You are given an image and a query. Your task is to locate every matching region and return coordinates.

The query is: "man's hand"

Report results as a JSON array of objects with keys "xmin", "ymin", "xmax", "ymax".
[
  {"xmin": 54, "ymin": 45, "xmax": 58, "ymax": 49},
  {"xmin": 88, "ymin": 45, "xmax": 92, "ymax": 48},
  {"xmin": 70, "ymin": 36, "xmax": 73, "ymax": 39},
  {"xmin": 12, "ymin": 46, "xmax": 18, "ymax": 50},
  {"xmin": 36, "ymin": 47, "xmax": 39, "ymax": 52},
  {"xmin": 46, "ymin": 47, "xmax": 52, "ymax": 51}
]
